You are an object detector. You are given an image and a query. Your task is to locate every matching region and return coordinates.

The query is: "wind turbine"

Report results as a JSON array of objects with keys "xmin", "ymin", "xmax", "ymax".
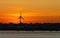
[
  {"xmin": 18, "ymin": 11, "xmax": 24, "ymax": 24},
  {"xmin": 16, "ymin": 11, "xmax": 23, "ymax": 31}
]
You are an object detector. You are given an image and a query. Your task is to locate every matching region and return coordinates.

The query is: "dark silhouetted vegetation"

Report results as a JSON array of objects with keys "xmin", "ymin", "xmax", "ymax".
[{"xmin": 0, "ymin": 23, "xmax": 60, "ymax": 31}]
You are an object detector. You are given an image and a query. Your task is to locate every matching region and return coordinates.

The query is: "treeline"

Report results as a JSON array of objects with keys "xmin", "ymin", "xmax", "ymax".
[{"xmin": 0, "ymin": 23, "xmax": 60, "ymax": 31}]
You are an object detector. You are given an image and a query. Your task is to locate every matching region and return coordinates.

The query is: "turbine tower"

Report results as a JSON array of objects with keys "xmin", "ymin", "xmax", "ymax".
[{"xmin": 18, "ymin": 11, "xmax": 23, "ymax": 24}]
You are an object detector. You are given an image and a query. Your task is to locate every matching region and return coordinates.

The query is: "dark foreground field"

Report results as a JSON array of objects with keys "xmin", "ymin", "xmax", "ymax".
[{"xmin": 0, "ymin": 23, "xmax": 60, "ymax": 38}]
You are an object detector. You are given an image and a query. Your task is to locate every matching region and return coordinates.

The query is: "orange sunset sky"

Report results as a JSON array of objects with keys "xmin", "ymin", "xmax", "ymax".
[{"xmin": 0, "ymin": 0, "xmax": 60, "ymax": 24}]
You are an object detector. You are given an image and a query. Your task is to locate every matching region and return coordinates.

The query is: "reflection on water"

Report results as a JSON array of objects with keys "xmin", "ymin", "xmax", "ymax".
[{"xmin": 0, "ymin": 31, "xmax": 60, "ymax": 38}]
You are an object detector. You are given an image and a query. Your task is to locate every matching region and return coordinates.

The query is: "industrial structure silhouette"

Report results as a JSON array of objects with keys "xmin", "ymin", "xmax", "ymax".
[{"xmin": 18, "ymin": 11, "xmax": 24, "ymax": 24}]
